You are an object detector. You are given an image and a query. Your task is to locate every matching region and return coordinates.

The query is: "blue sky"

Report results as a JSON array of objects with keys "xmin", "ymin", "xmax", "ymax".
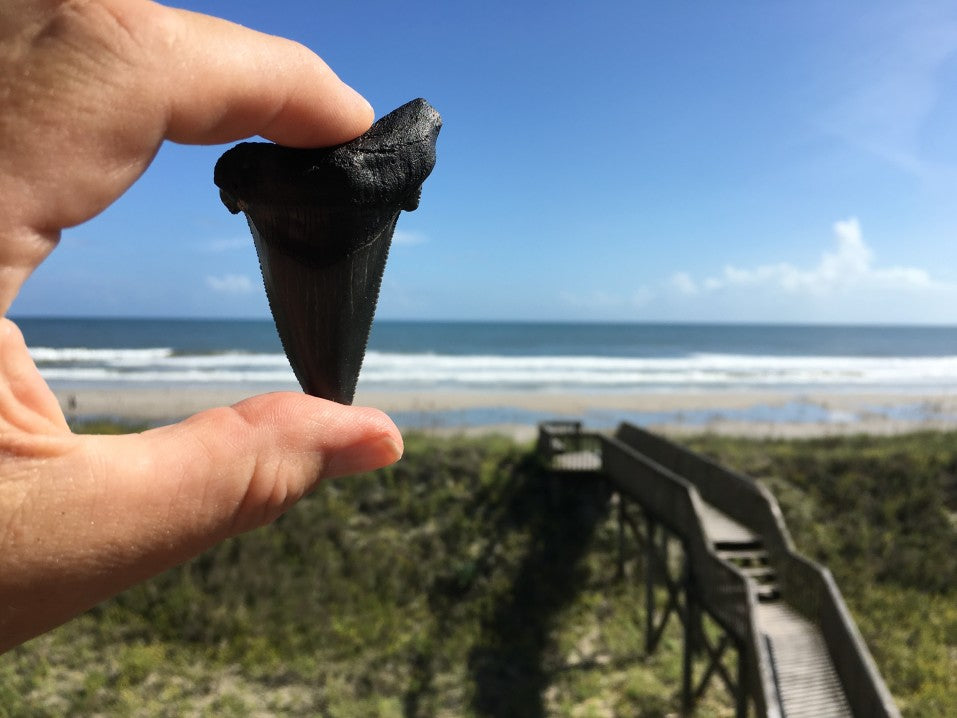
[{"xmin": 13, "ymin": 0, "xmax": 957, "ymax": 323}]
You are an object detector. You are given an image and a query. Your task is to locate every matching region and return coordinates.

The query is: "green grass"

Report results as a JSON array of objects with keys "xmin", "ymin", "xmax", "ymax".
[{"xmin": 1, "ymin": 426, "xmax": 953, "ymax": 716}]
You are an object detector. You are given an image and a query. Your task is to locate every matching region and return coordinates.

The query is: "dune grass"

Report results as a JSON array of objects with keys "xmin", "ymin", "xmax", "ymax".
[{"xmin": 1, "ymin": 427, "xmax": 953, "ymax": 716}]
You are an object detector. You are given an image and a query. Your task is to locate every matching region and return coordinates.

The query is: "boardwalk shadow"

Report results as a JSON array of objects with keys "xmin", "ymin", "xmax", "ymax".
[{"xmin": 467, "ymin": 462, "xmax": 611, "ymax": 718}]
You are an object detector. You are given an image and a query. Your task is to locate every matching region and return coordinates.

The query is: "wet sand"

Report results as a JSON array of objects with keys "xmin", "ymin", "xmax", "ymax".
[{"xmin": 52, "ymin": 386, "xmax": 957, "ymax": 439}]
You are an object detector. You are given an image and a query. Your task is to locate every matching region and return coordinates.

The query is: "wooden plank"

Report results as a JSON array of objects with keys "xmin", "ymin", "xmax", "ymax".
[
  {"xmin": 696, "ymin": 502, "xmax": 757, "ymax": 544},
  {"xmin": 551, "ymin": 449, "xmax": 601, "ymax": 472},
  {"xmin": 758, "ymin": 603, "xmax": 852, "ymax": 717}
]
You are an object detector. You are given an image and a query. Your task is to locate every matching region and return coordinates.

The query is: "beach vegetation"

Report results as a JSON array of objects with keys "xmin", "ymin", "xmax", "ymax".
[{"xmin": 0, "ymin": 426, "xmax": 953, "ymax": 716}]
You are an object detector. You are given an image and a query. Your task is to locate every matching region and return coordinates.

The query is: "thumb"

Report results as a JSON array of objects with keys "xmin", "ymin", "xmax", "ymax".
[
  {"xmin": 101, "ymin": 392, "xmax": 403, "ymax": 550},
  {"xmin": 134, "ymin": 392, "xmax": 403, "ymax": 535},
  {"xmin": 0, "ymin": 392, "xmax": 401, "ymax": 651}
]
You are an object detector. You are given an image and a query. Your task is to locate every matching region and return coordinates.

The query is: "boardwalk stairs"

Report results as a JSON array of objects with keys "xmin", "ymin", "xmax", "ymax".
[{"xmin": 536, "ymin": 421, "xmax": 900, "ymax": 718}]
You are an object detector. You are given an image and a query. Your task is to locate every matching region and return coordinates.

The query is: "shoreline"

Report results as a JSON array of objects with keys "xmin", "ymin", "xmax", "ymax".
[{"xmin": 51, "ymin": 386, "xmax": 957, "ymax": 439}]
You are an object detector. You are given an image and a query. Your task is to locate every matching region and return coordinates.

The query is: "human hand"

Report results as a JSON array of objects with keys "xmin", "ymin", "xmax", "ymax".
[{"xmin": 0, "ymin": 0, "xmax": 402, "ymax": 652}]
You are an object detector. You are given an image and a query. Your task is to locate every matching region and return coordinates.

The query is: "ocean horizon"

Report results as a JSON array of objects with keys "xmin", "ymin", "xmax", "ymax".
[
  {"xmin": 13, "ymin": 316, "xmax": 957, "ymax": 395},
  {"xmin": 14, "ymin": 316, "xmax": 957, "ymax": 428}
]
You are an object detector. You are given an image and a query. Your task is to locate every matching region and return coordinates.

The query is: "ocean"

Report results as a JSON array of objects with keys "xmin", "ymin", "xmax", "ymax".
[
  {"xmin": 15, "ymin": 317, "xmax": 957, "ymax": 428},
  {"xmin": 15, "ymin": 317, "xmax": 957, "ymax": 394}
]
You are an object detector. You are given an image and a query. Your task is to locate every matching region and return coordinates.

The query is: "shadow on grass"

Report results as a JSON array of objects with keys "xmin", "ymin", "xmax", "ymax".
[{"xmin": 466, "ymin": 461, "xmax": 611, "ymax": 718}]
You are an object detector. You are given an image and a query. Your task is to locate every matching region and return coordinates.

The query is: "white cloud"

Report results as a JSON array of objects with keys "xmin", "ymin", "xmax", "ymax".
[
  {"xmin": 206, "ymin": 274, "xmax": 255, "ymax": 293},
  {"xmin": 681, "ymin": 218, "xmax": 946, "ymax": 297},
  {"xmin": 393, "ymin": 229, "xmax": 428, "ymax": 246},
  {"xmin": 199, "ymin": 237, "xmax": 249, "ymax": 253},
  {"xmin": 670, "ymin": 272, "xmax": 698, "ymax": 295}
]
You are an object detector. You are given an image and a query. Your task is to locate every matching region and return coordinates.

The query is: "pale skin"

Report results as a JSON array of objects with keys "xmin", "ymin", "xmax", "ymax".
[{"xmin": 0, "ymin": 0, "xmax": 403, "ymax": 653}]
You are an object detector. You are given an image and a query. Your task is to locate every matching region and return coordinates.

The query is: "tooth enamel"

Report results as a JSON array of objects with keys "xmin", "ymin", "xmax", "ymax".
[{"xmin": 213, "ymin": 99, "xmax": 441, "ymax": 404}]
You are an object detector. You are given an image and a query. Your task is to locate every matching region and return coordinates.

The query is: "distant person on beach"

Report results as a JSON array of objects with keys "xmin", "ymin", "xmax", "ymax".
[{"xmin": 0, "ymin": 0, "xmax": 402, "ymax": 652}]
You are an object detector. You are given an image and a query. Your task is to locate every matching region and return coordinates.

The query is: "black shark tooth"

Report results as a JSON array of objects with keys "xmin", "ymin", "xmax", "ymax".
[{"xmin": 214, "ymin": 99, "xmax": 441, "ymax": 404}]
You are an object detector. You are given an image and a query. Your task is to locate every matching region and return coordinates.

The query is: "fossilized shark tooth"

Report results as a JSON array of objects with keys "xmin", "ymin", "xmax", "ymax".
[{"xmin": 214, "ymin": 99, "xmax": 441, "ymax": 404}]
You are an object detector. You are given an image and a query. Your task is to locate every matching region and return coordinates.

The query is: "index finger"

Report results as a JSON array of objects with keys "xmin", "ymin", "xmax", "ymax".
[{"xmin": 130, "ymin": 0, "xmax": 374, "ymax": 147}]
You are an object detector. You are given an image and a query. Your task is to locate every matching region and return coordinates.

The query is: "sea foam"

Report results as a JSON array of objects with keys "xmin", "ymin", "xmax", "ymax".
[{"xmin": 28, "ymin": 345, "xmax": 957, "ymax": 391}]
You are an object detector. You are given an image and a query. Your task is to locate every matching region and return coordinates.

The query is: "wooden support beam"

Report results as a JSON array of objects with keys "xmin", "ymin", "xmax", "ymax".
[
  {"xmin": 616, "ymin": 493, "xmax": 625, "ymax": 580},
  {"xmin": 682, "ymin": 557, "xmax": 694, "ymax": 714},
  {"xmin": 736, "ymin": 638, "xmax": 749, "ymax": 718},
  {"xmin": 645, "ymin": 516, "xmax": 657, "ymax": 655}
]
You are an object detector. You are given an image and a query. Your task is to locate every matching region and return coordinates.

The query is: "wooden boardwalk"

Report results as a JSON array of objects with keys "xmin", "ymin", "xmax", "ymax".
[
  {"xmin": 538, "ymin": 421, "xmax": 898, "ymax": 718},
  {"xmin": 698, "ymin": 501, "xmax": 853, "ymax": 716},
  {"xmin": 697, "ymin": 503, "xmax": 755, "ymax": 545},
  {"xmin": 758, "ymin": 603, "xmax": 852, "ymax": 718}
]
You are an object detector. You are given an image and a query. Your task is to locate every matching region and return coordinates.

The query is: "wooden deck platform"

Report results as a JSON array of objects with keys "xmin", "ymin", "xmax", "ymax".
[{"xmin": 550, "ymin": 449, "xmax": 602, "ymax": 472}]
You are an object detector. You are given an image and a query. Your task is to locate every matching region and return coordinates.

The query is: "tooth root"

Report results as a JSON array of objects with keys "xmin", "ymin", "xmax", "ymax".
[{"xmin": 214, "ymin": 100, "xmax": 441, "ymax": 404}]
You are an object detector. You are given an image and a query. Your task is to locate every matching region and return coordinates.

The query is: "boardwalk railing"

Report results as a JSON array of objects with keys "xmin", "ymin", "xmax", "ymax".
[
  {"xmin": 613, "ymin": 424, "xmax": 899, "ymax": 718},
  {"xmin": 600, "ymin": 432, "xmax": 782, "ymax": 717},
  {"xmin": 536, "ymin": 420, "xmax": 603, "ymax": 472},
  {"xmin": 537, "ymin": 421, "xmax": 900, "ymax": 718}
]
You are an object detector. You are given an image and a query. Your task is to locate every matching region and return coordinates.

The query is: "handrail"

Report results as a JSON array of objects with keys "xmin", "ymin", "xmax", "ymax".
[
  {"xmin": 613, "ymin": 424, "xmax": 796, "ymax": 561},
  {"xmin": 777, "ymin": 554, "xmax": 901, "ymax": 717},
  {"xmin": 599, "ymin": 434, "xmax": 783, "ymax": 718},
  {"xmin": 612, "ymin": 423, "xmax": 900, "ymax": 718}
]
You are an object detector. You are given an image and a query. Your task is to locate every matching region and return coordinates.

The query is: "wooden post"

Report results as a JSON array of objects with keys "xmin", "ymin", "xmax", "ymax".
[
  {"xmin": 736, "ymin": 638, "xmax": 749, "ymax": 718},
  {"xmin": 682, "ymin": 555, "xmax": 694, "ymax": 714},
  {"xmin": 616, "ymin": 494, "xmax": 625, "ymax": 580},
  {"xmin": 645, "ymin": 516, "xmax": 657, "ymax": 655}
]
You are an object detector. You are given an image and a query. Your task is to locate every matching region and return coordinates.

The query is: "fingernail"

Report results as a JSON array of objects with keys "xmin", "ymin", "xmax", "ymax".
[
  {"xmin": 344, "ymin": 83, "xmax": 374, "ymax": 118},
  {"xmin": 325, "ymin": 435, "xmax": 402, "ymax": 478}
]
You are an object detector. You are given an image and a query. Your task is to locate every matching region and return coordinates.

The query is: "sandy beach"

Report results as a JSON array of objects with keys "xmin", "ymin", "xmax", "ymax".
[{"xmin": 52, "ymin": 386, "xmax": 957, "ymax": 439}]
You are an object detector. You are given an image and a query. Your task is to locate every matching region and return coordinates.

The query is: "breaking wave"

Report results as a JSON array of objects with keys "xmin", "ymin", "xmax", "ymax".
[{"xmin": 30, "ymin": 346, "xmax": 957, "ymax": 391}]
